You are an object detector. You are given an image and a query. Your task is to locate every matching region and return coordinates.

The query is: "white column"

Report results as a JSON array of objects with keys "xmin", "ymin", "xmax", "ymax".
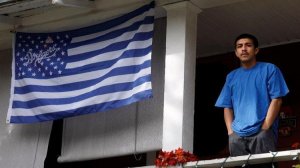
[{"xmin": 162, "ymin": 1, "xmax": 201, "ymax": 152}]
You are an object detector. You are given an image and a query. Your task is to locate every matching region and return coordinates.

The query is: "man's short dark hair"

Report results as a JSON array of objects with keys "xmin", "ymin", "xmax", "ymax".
[{"xmin": 234, "ymin": 33, "xmax": 259, "ymax": 48}]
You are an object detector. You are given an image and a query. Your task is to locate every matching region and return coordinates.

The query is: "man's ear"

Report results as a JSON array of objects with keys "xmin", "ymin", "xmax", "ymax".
[{"xmin": 255, "ymin": 48, "xmax": 259, "ymax": 55}]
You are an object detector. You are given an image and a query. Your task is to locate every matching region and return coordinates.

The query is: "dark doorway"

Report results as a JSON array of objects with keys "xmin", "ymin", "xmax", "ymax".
[{"xmin": 193, "ymin": 62, "xmax": 230, "ymax": 158}]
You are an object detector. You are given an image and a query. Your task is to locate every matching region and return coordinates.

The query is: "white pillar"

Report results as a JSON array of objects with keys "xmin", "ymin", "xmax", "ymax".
[{"xmin": 162, "ymin": 1, "xmax": 201, "ymax": 152}]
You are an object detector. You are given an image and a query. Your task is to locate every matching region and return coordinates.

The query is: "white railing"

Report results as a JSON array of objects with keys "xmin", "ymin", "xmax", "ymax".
[{"xmin": 184, "ymin": 149, "xmax": 300, "ymax": 168}]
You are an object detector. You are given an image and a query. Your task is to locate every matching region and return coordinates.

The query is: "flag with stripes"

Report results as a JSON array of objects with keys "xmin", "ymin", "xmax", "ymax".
[{"xmin": 7, "ymin": 2, "xmax": 154, "ymax": 123}]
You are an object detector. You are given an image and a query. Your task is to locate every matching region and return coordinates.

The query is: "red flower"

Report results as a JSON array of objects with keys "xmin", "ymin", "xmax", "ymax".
[
  {"xmin": 155, "ymin": 148, "xmax": 199, "ymax": 167},
  {"xmin": 291, "ymin": 142, "xmax": 300, "ymax": 149}
]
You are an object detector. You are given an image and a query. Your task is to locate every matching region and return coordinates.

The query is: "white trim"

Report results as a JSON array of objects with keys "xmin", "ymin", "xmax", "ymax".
[
  {"xmin": 185, "ymin": 149, "xmax": 300, "ymax": 168},
  {"xmin": 52, "ymin": 0, "xmax": 95, "ymax": 8}
]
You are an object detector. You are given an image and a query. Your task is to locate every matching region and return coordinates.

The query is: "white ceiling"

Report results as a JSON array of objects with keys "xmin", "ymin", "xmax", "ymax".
[{"xmin": 1, "ymin": 0, "xmax": 300, "ymax": 57}]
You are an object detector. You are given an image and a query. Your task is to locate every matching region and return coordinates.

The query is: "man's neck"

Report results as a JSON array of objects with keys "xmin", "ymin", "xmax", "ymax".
[{"xmin": 241, "ymin": 60, "xmax": 257, "ymax": 69}]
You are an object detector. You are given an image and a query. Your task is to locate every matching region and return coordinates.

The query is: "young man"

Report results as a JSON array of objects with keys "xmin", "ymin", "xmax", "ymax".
[{"xmin": 215, "ymin": 33, "xmax": 289, "ymax": 167}]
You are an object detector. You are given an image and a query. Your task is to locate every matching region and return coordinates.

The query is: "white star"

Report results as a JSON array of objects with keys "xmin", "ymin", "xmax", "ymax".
[
  {"xmin": 27, "ymin": 36, "xmax": 31, "ymax": 39},
  {"xmin": 58, "ymin": 70, "xmax": 62, "ymax": 74},
  {"xmin": 49, "ymin": 71, "xmax": 53, "ymax": 75},
  {"xmin": 19, "ymin": 35, "xmax": 22, "ymax": 38},
  {"xmin": 38, "ymin": 68, "xmax": 41, "ymax": 72},
  {"xmin": 31, "ymin": 40, "xmax": 35, "ymax": 44},
  {"xmin": 57, "ymin": 58, "xmax": 61, "ymax": 61},
  {"xmin": 36, "ymin": 45, "xmax": 39, "ymax": 49},
  {"xmin": 18, "ymin": 73, "xmax": 21, "ymax": 77},
  {"xmin": 32, "ymin": 73, "xmax": 36, "ymax": 76},
  {"xmin": 60, "ymin": 61, "xmax": 64, "ymax": 65},
  {"xmin": 42, "ymin": 73, "xmax": 45, "ymax": 77},
  {"xmin": 28, "ymin": 68, "xmax": 32, "ymax": 72},
  {"xmin": 54, "ymin": 66, "xmax": 58, "ymax": 69},
  {"xmin": 45, "ymin": 66, "xmax": 48, "ymax": 70},
  {"xmin": 61, "ymin": 51, "xmax": 65, "ymax": 55},
  {"xmin": 50, "ymin": 62, "xmax": 54, "ymax": 65},
  {"xmin": 18, "ymin": 43, "xmax": 21, "ymax": 47},
  {"xmin": 22, "ymin": 72, "xmax": 26, "ymax": 76},
  {"xmin": 19, "ymin": 67, "xmax": 22, "ymax": 71},
  {"xmin": 65, "ymin": 35, "xmax": 69, "ymax": 38},
  {"xmin": 57, "ymin": 36, "xmax": 60, "ymax": 39},
  {"xmin": 17, "ymin": 52, "xmax": 20, "ymax": 56},
  {"xmin": 63, "ymin": 43, "xmax": 67, "ymax": 46}
]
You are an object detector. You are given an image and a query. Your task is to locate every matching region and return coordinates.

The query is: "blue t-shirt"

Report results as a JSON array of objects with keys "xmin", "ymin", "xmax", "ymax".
[{"xmin": 215, "ymin": 62, "xmax": 289, "ymax": 137}]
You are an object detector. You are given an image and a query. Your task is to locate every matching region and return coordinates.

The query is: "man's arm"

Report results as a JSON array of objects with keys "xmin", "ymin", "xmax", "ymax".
[
  {"xmin": 261, "ymin": 98, "xmax": 283, "ymax": 130},
  {"xmin": 224, "ymin": 108, "xmax": 234, "ymax": 135}
]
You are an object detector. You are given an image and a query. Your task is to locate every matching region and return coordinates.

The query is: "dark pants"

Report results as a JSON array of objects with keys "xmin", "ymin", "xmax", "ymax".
[{"xmin": 229, "ymin": 130, "xmax": 277, "ymax": 168}]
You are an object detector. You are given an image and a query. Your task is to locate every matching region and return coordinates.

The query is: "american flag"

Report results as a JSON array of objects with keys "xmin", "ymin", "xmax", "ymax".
[{"xmin": 7, "ymin": 2, "xmax": 154, "ymax": 123}]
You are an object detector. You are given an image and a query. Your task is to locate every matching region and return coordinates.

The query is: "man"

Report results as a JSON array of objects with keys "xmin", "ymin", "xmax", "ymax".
[{"xmin": 215, "ymin": 33, "xmax": 289, "ymax": 167}]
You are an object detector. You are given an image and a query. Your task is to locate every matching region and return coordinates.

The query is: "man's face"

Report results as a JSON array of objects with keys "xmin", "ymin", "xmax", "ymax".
[{"xmin": 235, "ymin": 38, "xmax": 259, "ymax": 63}]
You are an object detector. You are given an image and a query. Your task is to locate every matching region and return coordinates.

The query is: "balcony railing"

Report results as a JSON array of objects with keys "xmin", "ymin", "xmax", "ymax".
[{"xmin": 184, "ymin": 149, "xmax": 300, "ymax": 168}]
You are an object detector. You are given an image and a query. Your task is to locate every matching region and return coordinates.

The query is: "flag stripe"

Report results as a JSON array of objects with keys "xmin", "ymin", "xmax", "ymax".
[
  {"xmin": 14, "ymin": 52, "xmax": 151, "ymax": 88},
  {"xmin": 70, "ymin": 16, "xmax": 153, "ymax": 50},
  {"xmin": 68, "ymin": 30, "xmax": 153, "ymax": 59},
  {"xmin": 66, "ymin": 39, "xmax": 152, "ymax": 69},
  {"xmin": 9, "ymin": 90, "xmax": 152, "ymax": 123},
  {"xmin": 12, "ymin": 81, "xmax": 152, "ymax": 116},
  {"xmin": 65, "ymin": 44, "xmax": 152, "ymax": 74},
  {"xmin": 14, "ymin": 66, "xmax": 151, "ymax": 101},
  {"xmin": 13, "ymin": 74, "xmax": 151, "ymax": 109},
  {"xmin": 14, "ymin": 60, "xmax": 150, "ymax": 95},
  {"xmin": 71, "ymin": 9, "xmax": 154, "ymax": 44}
]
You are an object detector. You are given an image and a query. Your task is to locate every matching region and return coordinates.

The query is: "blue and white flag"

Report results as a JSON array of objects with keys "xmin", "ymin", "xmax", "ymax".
[{"xmin": 7, "ymin": 2, "xmax": 154, "ymax": 123}]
